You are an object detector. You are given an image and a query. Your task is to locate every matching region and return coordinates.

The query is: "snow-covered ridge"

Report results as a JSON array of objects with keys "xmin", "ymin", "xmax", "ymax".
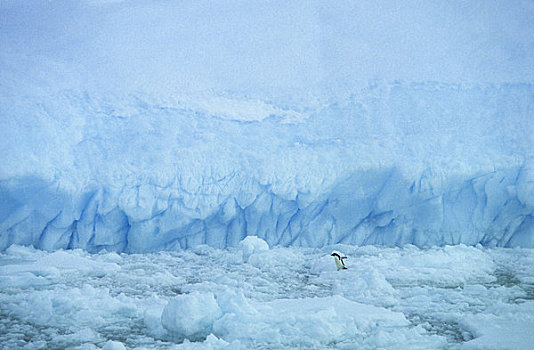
[{"xmin": 1, "ymin": 82, "xmax": 532, "ymax": 252}]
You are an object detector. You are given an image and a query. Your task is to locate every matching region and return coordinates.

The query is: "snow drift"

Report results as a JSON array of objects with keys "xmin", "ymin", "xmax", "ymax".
[{"xmin": 1, "ymin": 0, "xmax": 533, "ymax": 252}]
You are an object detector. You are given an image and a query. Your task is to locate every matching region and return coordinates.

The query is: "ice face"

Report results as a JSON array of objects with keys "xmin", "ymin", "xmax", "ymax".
[
  {"xmin": 0, "ymin": 85, "xmax": 533, "ymax": 252},
  {"xmin": 1, "ymin": 83, "xmax": 532, "ymax": 252},
  {"xmin": 1, "ymin": 1, "xmax": 533, "ymax": 252}
]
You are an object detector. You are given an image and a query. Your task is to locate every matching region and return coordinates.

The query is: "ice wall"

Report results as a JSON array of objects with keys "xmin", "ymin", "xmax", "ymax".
[
  {"xmin": 1, "ymin": 0, "xmax": 533, "ymax": 251},
  {"xmin": 1, "ymin": 83, "xmax": 533, "ymax": 252}
]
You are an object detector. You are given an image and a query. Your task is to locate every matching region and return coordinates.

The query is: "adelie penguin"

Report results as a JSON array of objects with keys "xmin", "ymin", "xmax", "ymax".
[{"xmin": 331, "ymin": 251, "xmax": 348, "ymax": 270}]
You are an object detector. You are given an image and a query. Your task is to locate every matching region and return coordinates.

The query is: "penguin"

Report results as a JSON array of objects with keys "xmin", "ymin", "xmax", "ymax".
[{"xmin": 331, "ymin": 251, "xmax": 348, "ymax": 270}]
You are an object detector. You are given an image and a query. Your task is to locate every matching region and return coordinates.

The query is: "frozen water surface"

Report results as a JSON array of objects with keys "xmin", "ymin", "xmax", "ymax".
[
  {"xmin": 1, "ymin": 1, "xmax": 534, "ymax": 349},
  {"xmin": 1, "ymin": 241, "xmax": 533, "ymax": 349}
]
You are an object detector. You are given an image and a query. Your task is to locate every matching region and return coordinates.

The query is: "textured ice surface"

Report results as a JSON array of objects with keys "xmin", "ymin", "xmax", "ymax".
[
  {"xmin": 0, "ymin": 82, "xmax": 533, "ymax": 252},
  {"xmin": 1, "ymin": 0, "xmax": 534, "ymax": 252},
  {"xmin": 162, "ymin": 292, "xmax": 222, "ymax": 341},
  {"xmin": 102, "ymin": 340, "xmax": 126, "ymax": 350},
  {"xmin": 1, "ymin": 82, "xmax": 532, "ymax": 252},
  {"xmin": 239, "ymin": 236, "xmax": 269, "ymax": 262},
  {"xmin": 1, "ymin": 242, "xmax": 533, "ymax": 349}
]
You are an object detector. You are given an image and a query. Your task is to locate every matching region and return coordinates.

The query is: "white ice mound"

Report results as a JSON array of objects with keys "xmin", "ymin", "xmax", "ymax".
[
  {"xmin": 211, "ymin": 292, "xmax": 443, "ymax": 348},
  {"xmin": 156, "ymin": 290, "xmax": 444, "ymax": 348},
  {"xmin": 310, "ymin": 254, "xmax": 339, "ymax": 273},
  {"xmin": 173, "ymin": 334, "xmax": 235, "ymax": 350},
  {"xmin": 238, "ymin": 236, "xmax": 269, "ymax": 262},
  {"xmin": 102, "ymin": 340, "xmax": 126, "ymax": 350},
  {"xmin": 36, "ymin": 250, "xmax": 121, "ymax": 275},
  {"xmin": 161, "ymin": 292, "xmax": 222, "ymax": 341},
  {"xmin": 0, "ymin": 249, "xmax": 120, "ymax": 281}
]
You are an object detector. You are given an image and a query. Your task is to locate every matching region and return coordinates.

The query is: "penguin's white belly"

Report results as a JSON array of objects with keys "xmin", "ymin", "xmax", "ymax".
[{"xmin": 334, "ymin": 257, "xmax": 347, "ymax": 270}]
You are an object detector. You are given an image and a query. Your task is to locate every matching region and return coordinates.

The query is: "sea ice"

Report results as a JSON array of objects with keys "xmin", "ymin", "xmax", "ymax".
[
  {"xmin": 1, "ymin": 241, "xmax": 532, "ymax": 349},
  {"xmin": 102, "ymin": 340, "xmax": 126, "ymax": 350},
  {"xmin": 239, "ymin": 235, "xmax": 269, "ymax": 262},
  {"xmin": 161, "ymin": 292, "xmax": 222, "ymax": 341}
]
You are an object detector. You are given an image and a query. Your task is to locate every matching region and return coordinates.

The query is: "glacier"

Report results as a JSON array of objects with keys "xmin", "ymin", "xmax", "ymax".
[
  {"xmin": 1, "ymin": 0, "xmax": 534, "ymax": 252},
  {"xmin": 1, "ymin": 83, "xmax": 533, "ymax": 252}
]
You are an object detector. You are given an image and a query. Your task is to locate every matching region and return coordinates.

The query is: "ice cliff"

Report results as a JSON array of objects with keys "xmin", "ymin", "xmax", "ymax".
[
  {"xmin": 1, "ymin": 0, "xmax": 533, "ymax": 251},
  {"xmin": 1, "ymin": 82, "xmax": 532, "ymax": 252}
]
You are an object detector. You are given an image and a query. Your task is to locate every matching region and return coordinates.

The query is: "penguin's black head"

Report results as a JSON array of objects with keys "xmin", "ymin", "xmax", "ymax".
[{"xmin": 331, "ymin": 253, "xmax": 340, "ymax": 259}]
